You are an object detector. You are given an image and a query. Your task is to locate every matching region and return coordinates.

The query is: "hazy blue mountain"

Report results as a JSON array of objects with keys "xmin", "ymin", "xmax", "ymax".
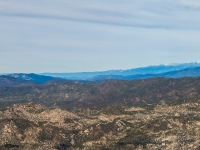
[
  {"xmin": 87, "ymin": 66, "xmax": 200, "ymax": 81},
  {"xmin": 6, "ymin": 73, "xmax": 60, "ymax": 83},
  {"xmin": 87, "ymin": 74, "xmax": 152, "ymax": 81},
  {"xmin": 0, "ymin": 75, "xmax": 37, "ymax": 87},
  {"xmin": 161, "ymin": 66, "xmax": 200, "ymax": 78},
  {"xmin": 41, "ymin": 62, "xmax": 200, "ymax": 80}
]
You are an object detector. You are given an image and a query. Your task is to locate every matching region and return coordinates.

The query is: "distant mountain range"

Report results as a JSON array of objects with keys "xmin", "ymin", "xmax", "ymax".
[
  {"xmin": 1, "ymin": 62, "xmax": 200, "ymax": 86},
  {"xmin": 6, "ymin": 73, "xmax": 61, "ymax": 83},
  {"xmin": 0, "ymin": 74, "xmax": 62, "ymax": 87},
  {"xmin": 0, "ymin": 75, "xmax": 37, "ymax": 87},
  {"xmin": 41, "ymin": 62, "xmax": 200, "ymax": 80},
  {"xmin": 88, "ymin": 66, "xmax": 200, "ymax": 81}
]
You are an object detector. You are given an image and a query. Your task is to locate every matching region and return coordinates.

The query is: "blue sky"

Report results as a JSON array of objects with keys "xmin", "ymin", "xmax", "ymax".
[{"xmin": 1, "ymin": 0, "xmax": 200, "ymax": 73}]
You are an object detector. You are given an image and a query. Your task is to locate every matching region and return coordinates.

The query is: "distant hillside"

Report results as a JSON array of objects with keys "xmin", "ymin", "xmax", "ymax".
[
  {"xmin": 6, "ymin": 73, "xmax": 61, "ymax": 83},
  {"xmin": 0, "ymin": 76, "xmax": 37, "ymax": 87},
  {"xmin": 41, "ymin": 62, "xmax": 200, "ymax": 80},
  {"xmin": 1, "ymin": 77, "xmax": 200, "ymax": 108}
]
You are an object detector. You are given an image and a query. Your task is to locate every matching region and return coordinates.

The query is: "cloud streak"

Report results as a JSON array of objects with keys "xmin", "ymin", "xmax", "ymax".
[{"xmin": 2, "ymin": 0, "xmax": 200, "ymax": 29}]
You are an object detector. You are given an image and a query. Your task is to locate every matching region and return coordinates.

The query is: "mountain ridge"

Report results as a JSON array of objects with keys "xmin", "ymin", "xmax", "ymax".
[
  {"xmin": 6, "ymin": 73, "xmax": 60, "ymax": 83},
  {"xmin": 87, "ymin": 66, "xmax": 200, "ymax": 81},
  {"xmin": 40, "ymin": 62, "xmax": 200, "ymax": 80},
  {"xmin": 1, "ymin": 63, "xmax": 200, "ymax": 87},
  {"xmin": 0, "ymin": 76, "xmax": 37, "ymax": 87}
]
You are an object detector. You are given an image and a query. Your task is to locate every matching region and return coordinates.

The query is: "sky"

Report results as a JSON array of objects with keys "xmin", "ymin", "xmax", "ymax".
[{"xmin": 1, "ymin": 0, "xmax": 200, "ymax": 73}]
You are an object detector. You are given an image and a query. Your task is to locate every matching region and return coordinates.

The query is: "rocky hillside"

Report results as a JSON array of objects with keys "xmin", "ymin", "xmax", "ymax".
[{"xmin": 0, "ymin": 99, "xmax": 200, "ymax": 149}]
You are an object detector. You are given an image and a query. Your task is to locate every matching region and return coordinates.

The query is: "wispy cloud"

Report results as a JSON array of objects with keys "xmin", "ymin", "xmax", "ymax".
[
  {"xmin": 1, "ymin": 0, "xmax": 200, "ymax": 29},
  {"xmin": 180, "ymin": 0, "xmax": 200, "ymax": 9}
]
